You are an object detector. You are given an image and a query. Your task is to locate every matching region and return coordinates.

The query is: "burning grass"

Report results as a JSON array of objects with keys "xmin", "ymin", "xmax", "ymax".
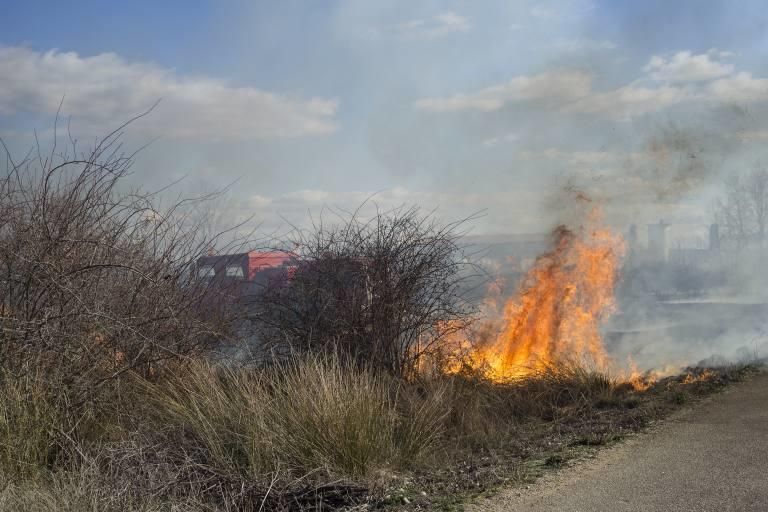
[{"xmin": 438, "ymin": 204, "xmax": 632, "ymax": 384}]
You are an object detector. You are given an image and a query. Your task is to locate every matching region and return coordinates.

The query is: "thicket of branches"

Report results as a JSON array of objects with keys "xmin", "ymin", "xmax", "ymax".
[
  {"xmin": 0, "ymin": 118, "xmax": 250, "ymax": 407},
  {"xmin": 714, "ymin": 166, "xmax": 768, "ymax": 248},
  {"xmin": 251, "ymin": 206, "xmax": 480, "ymax": 377}
]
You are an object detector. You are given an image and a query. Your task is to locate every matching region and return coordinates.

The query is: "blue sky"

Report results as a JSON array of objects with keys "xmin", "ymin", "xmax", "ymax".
[{"xmin": 2, "ymin": 0, "xmax": 768, "ymax": 236}]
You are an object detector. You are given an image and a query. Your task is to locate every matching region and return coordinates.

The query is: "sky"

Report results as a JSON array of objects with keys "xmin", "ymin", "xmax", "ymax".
[{"xmin": 3, "ymin": 0, "xmax": 768, "ymax": 238}]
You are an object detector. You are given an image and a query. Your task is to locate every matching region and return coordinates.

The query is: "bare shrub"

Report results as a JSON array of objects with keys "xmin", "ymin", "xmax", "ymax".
[
  {"xmin": 251, "ymin": 206, "xmax": 480, "ymax": 377},
  {"xmin": 0, "ymin": 117, "xmax": 253, "ymax": 428}
]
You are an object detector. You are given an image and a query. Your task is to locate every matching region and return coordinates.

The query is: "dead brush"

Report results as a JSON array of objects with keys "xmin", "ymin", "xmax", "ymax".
[
  {"xmin": 0, "ymin": 364, "xmax": 134, "ymax": 485},
  {"xmin": 0, "ymin": 456, "xmax": 214, "ymax": 512}
]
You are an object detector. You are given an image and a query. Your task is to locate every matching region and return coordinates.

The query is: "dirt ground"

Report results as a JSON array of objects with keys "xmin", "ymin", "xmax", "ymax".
[{"xmin": 468, "ymin": 369, "xmax": 768, "ymax": 512}]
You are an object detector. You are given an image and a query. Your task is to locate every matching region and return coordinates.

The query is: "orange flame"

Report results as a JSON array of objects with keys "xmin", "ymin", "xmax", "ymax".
[
  {"xmin": 627, "ymin": 359, "xmax": 657, "ymax": 391},
  {"xmin": 450, "ymin": 206, "xmax": 626, "ymax": 381},
  {"xmin": 681, "ymin": 368, "xmax": 715, "ymax": 384}
]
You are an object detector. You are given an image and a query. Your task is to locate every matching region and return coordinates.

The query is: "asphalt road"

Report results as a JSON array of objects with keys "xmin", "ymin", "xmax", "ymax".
[{"xmin": 472, "ymin": 370, "xmax": 768, "ymax": 512}]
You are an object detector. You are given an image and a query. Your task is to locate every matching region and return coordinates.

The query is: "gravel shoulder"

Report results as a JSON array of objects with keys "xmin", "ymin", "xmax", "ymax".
[{"xmin": 469, "ymin": 369, "xmax": 768, "ymax": 512}]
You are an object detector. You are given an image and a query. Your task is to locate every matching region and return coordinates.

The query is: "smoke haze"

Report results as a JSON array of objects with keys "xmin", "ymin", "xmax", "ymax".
[{"xmin": 3, "ymin": 0, "xmax": 768, "ymax": 371}]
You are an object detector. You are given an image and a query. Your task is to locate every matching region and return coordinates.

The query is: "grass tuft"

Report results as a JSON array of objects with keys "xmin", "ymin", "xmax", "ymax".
[
  {"xmin": 0, "ymin": 370, "xmax": 64, "ymax": 481},
  {"xmin": 143, "ymin": 355, "xmax": 445, "ymax": 481}
]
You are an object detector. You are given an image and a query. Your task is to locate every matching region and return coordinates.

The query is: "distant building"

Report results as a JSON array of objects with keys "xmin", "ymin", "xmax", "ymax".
[
  {"xmin": 621, "ymin": 221, "xmax": 725, "ymax": 299},
  {"xmin": 628, "ymin": 224, "xmax": 639, "ymax": 252},
  {"xmin": 647, "ymin": 220, "xmax": 670, "ymax": 263},
  {"xmin": 709, "ymin": 224, "xmax": 720, "ymax": 251},
  {"xmin": 663, "ymin": 223, "xmax": 721, "ymax": 269}
]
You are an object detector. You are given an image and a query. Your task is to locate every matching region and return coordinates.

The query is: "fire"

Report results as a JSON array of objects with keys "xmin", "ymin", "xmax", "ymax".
[
  {"xmin": 449, "ymin": 206, "xmax": 626, "ymax": 381},
  {"xmin": 627, "ymin": 360, "xmax": 657, "ymax": 391},
  {"xmin": 682, "ymin": 369, "xmax": 715, "ymax": 384}
]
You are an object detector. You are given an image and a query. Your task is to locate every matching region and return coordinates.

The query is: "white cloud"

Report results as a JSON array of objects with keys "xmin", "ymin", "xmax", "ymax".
[
  {"xmin": 282, "ymin": 189, "xmax": 333, "ymax": 203},
  {"xmin": 414, "ymin": 71, "xmax": 592, "ymax": 112},
  {"xmin": 710, "ymin": 49, "xmax": 735, "ymax": 59},
  {"xmin": 394, "ymin": 11, "xmax": 470, "ymax": 38},
  {"xmin": 238, "ymin": 187, "xmax": 510, "ymax": 231},
  {"xmin": 414, "ymin": 70, "xmax": 696, "ymax": 119},
  {"xmin": 413, "ymin": 48, "xmax": 768, "ymax": 120},
  {"xmin": 434, "ymin": 12, "xmax": 471, "ymax": 33},
  {"xmin": 254, "ymin": 187, "xmax": 489, "ymax": 213},
  {"xmin": 566, "ymin": 84, "xmax": 694, "ymax": 118},
  {"xmin": 707, "ymin": 72, "xmax": 768, "ymax": 103},
  {"xmin": 0, "ymin": 46, "xmax": 338, "ymax": 139},
  {"xmin": 644, "ymin": 51, "xmax": 733, "ymax": 82},
  {"xmin": 249, "ymin": 194, "xmax": 274, "ymax": 209}
]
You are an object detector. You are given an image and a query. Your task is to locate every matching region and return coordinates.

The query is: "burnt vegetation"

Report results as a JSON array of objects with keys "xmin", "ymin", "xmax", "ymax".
[{"xmin": 0, "ymin": 125, "xmax": 761, "ymax": 512}]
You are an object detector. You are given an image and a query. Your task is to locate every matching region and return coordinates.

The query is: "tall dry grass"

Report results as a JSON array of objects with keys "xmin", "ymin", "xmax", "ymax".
[
  {"xmin": 380, "ymin": 361, "xmax": 620, "ymax": 455},
  {"xmin": 0, "ymin": 370, "xmax": 63, "ymax": 481},
  {"xmin": 0, "ymin": 462, "xmax": 211, "ymax": 512},
  {"xmin": 1, "ymin": 348, "xmax": 671, "ymax": 511},
  {"xmin": 267, "ymin": 356, "xmax": 442, "ymax": 476},
  {"xmin": 142, "ymin": 355, "xmax": 446, "ymax": 481}
]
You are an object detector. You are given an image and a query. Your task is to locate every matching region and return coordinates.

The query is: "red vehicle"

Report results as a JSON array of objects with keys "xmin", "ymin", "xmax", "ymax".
[{"xmin": 196, "ymin": 250, "xmax": 296, "ymax": 297}]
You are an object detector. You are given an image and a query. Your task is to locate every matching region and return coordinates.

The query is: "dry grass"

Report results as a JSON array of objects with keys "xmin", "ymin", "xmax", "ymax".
[
  {"xmin": 0, "ymin": 461, "xmax": 213, "ymax": 512},
  {"xmin": 0, "ymin": 370, "xmax": 63, "ymax": 481},
  {"xmin": 267, "ymin": 356, "xmax": 444, "ymax": 475},
  {"xmin": 140, "ymin": 361, "xmax": 275, "ymax": 478},
  {"xmin": 1, "ymin": 353, "xmax": 757, "ymax": 511},
  {"xmin": 142, "ymin": 356, "xmax": 445, "ymax": 480},
  {"xmin": 410, "ymin": 362, "xmax": 618, "ymax": 448}
]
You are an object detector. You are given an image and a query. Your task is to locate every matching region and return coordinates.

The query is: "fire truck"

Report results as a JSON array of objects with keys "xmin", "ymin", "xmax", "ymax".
[{"xmin": 196, "ymin": 250, "xmax": 296, "ymax": 297}]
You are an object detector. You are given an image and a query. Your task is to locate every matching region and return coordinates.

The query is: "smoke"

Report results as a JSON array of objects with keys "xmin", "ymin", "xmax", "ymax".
[
  {"xmin": 607, "ymin": 298, "xmax": 768, "ymax": 372},
  {"xmin": 503, "ymin": 104, "xmax": 768, "ymax": 373},
  {"xmin": 542, "ymin": 107, "xmax": 756, "ymax": 227},
  {"xmin": 351, "ymin": 4, "xmax": 768, "ymax": 373}
]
